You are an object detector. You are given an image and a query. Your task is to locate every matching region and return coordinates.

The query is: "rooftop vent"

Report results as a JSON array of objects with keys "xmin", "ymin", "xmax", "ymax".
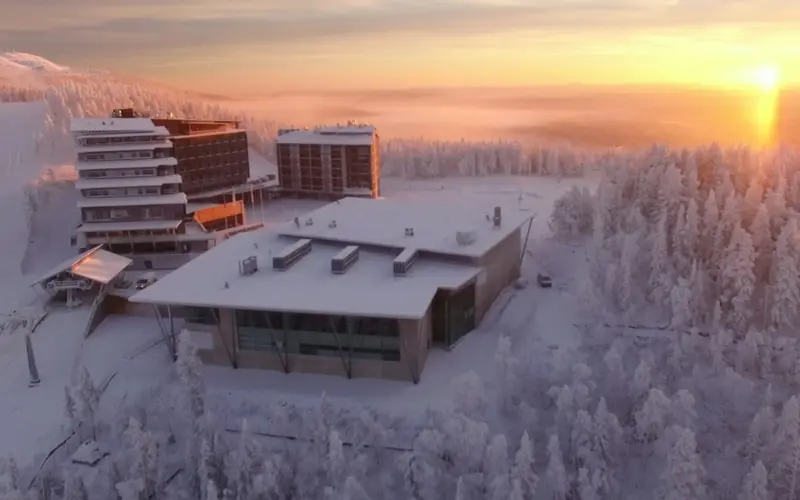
[
  {"xmin": 405, "ymin": 227, "xmax": 414, "ymax": 237},
  {"xmin": 305, "ymin": 217, "xmax": 314, "ymax": 226},
  {"xmin": 456, "ymin": 231, "xmax": 477, "ymax": 246},
  {"xmin": 493, "ymin": 206, "xmax": 502, "ymax": 228},
  {"xmin": 239, "ymin": 256, "xmax": 258, "ymax": 276},
  {"xmin": 329, "ymin": 220, "xmax": 337, "ymax": 229},
  {"xmin": 273, "ymin": 239, "xmax": 312, "ymax": 271},
  {"xmin": 332, "ymin": 246, "xmax": 359, "ymax": 274},
  {"xmin": 393, "ymin": 248, "xmax": 418, "ymax": 276}
]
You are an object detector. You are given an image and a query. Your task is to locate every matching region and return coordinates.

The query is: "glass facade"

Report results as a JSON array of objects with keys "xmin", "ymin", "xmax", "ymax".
[
  {"xmin": 235, "ymin": 309, "xmax": 401, "ymax": 362},
  {"xmin": 432, "ymin": 283, "xmax": 476, "ymax": 347}
]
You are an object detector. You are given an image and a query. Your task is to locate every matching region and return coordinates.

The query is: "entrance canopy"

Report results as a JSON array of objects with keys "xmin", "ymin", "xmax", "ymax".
[{"xmin": 31, "ymin": 246, "xmax": 133, "ymax": 287}]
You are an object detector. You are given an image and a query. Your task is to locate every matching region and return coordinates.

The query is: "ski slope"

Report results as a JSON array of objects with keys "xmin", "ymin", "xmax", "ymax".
[{"xmin": 0, "ymin": 101, "xmax": 52, "ymax": 312}]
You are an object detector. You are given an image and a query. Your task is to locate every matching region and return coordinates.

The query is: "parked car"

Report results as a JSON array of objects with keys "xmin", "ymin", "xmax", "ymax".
[
  {"xmin": 537, "ymin": 273, "xmax": 553, "ymax": 289},
  {"xmin": 135, "ymin": 272, "xmax": 158, "ymax": 290}
]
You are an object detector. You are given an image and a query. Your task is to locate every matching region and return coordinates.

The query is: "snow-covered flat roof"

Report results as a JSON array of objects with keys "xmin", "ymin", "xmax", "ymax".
[
  {"xmin": 75, "ymin": 174, "xmax": 182, "ymax": 190},
  {"xmin": 276, "ymin": 129, "xmax": 375, "ymax": 146},
  {"xmin": 75, "ymin": 157, "xmax": 178, "ymax": 171},
  {"xmin": 76, "ymin": 220, "xmax": 183, "ymax": 233},
  {"xmin": 31, "ymin": 246, "xmax": 132, "ymax": 286},
  {"xmin": 277, "ymin": 197, "xmax": 534, "ymax": 259},
  {"xmin": 77, "ymin": 192, "xmax": 187, "ymax": 208},
  {"xmin": 131, "ymin": 230, "xmax": 479, "ymax": 319},
  {"xmin": 75, "ymin": 141, "xmax": 173, "ymax": 154},
  {"xmin": 70, "ymin": 118, "xmax": 160, "ymax": 134}
]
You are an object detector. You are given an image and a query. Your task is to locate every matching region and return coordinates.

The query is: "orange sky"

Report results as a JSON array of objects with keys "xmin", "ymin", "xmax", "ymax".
[{"xmin": 2, "ymin": 0, "xmax": 799, "ymax": 94}]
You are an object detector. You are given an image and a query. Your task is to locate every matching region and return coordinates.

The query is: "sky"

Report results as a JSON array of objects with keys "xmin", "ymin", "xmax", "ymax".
[{"xmin": 2, "ymin": 0, "xmax": 800, "ymax": 94}]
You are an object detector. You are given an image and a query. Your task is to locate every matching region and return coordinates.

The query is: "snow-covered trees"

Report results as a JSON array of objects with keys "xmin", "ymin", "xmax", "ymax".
[
  {"xmin": 550, "ymin": 186, "xmax": 595, "ymax": 237},
  {"xmin": 738, "ymin": 461, "xmax": 769, "ymax": 500},
  {"xmin": 661, "ymin": 427, "xmax": 706, "ymax": 500}
]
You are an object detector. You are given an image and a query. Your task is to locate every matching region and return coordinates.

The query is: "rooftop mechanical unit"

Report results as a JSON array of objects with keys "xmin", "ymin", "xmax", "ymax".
[
  {"xmin": 239, "ymin": 256, "xmax": 258, "ymax": 276},
  {"xmin": 393, "ymin": 248, "xmax": 418, "ymax": 276},
  {"xmin": 273, "ymin": 239, "xmax": 312, "ymax": 271},
  {"xmin": 331, "ymin": 245, "xmax": 359, "ymax": 274}
]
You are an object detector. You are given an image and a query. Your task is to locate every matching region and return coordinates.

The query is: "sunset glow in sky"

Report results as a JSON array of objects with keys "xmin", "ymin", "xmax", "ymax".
[{"xmin": 2, "ymin": 0, "xmax": 799, "ymax": 94}]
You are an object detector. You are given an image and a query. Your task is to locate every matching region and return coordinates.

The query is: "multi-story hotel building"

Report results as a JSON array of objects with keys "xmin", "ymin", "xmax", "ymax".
[
  {"xmin": 275, "ymin": 123, "xmax": 380, "ymax": 199},
  {"xmin": 72, "ymin": 118, "xmax": 189, "ymax": 253},
  {"xmin": 72, "ymin": 115, "xmax": 250, "ymax": 260}
]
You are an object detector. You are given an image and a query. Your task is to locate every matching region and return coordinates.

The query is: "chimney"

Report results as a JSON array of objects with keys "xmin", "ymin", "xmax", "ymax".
[{"xmin": 493, "ymin": 206, "xmax": 502, "ymax": 227}]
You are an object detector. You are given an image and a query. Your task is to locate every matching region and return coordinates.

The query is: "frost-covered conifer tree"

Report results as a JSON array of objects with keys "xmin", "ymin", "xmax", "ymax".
[
  {"xmin": 512, "ymin": 431, "xmax": 537, "ymax": 499},
  {"xmin": 738, "ymin": 460, "xmax": 769, "ymax": 500},
  {"xmin": 635, "ymin": 388, "xmax": 672, "ymax": 443},
  {"xmin": 593, "ymin": 398, "xmax": 623, "ymax": 468},
  {"xmin": 571, "ymin": 410, "xmax": 595, "ymax": 471},
  {"xmin": 661, "ymin": 427, "xmax": 706, "ymax": 500},
  {"xmin": 720, "ymin": 224, "xmax": 756, "ymax": 333},
  {"xmin": 701, "ymin": 189, "xmax": 720, "ymax": 264},
  {"xmin": 648, "ymin": 211, "xmax": 672, "ymax": 305},
  {"xmin": 63, "ymin": 385, "xmax": 77, "ymax": 430},
  {"xmin": 774, "ymin": 396, "xmax": 800, "ymax": 498},
  {"xmin": 63, "ymin": 474, "xmax": 89, "ymax": 500},
  {"xmin": 75, "ymin": 367, "xmax": 99, "ymax": 439},
  {"xmin": 630, "ymin": 360, "xmax": 653, "ymax": 404},
  {"xmin": 483, "ymin": 434, "xmax": 510, "ymax": 500},
  {"xmin": 770, "ymin": 219, "xmax": 800, "ymax": 331},
  {"xmin": 545, "ymin": 436, "xmax": 567, "ymax": 500},
  {"xmin": 495, "ymin": 336, "xmax": 519, "ymax": 413}
]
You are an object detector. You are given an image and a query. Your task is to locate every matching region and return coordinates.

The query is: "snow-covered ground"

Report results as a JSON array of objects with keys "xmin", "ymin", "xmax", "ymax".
[{"xmin": 0, "ymin": 175, "xmax": 590, "ymax": 471}]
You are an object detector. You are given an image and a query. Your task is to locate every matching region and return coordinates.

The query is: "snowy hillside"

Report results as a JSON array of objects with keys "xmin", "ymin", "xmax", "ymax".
[{"xmin": 0, "ymin": 52, "xmax": 68, "ymax": 73}]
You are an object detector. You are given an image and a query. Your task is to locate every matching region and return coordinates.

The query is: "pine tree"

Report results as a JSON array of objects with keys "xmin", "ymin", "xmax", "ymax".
[
  {"xmin": 720, "ymin": 224, "xmax": 756, "ymax": 333},
  {"xmin": 683, "ymin": 198, "xmax": 700, "ymax": 265},
  {"xmin": 662, "ymin": 427, "xmax": 706, "ymax": 500},
  {"xmin": 635, "ymin": 388, "xmax": 672, "ymax": 443},
  {"xmin": 176, "ymin": 331, "xmax": 205, "ymax": 420},
  {"xmin": 495, "ymin": 336, "xmax": 519, "ymax": 413},
  {"xmin": 648, "ymin": 211, "xmax": 672, "ymax": 305},
  {"xmin": 63, "ymin": 474, "xmax": 89, "ymax": 500},
  {"xmin": 512, "ymin": 431, "xmax": 538, "ymax": 499},
  {"xmin": 738, "ymin": 461, "xmax": 769, "ymax": 500},
  {"xmin": 770, "ymin": 219, "xmax": 800, "ymax": 331},
  {"xmin": 702, "ymin": 189, "xmax": 720, "ymax": 264},
  {"xmin": 774, "ymin": 396, "xmax": 800, "ymax": 498},
  {"xmin": 63, "ymin": 385, "xmax": 77, "ymax": 430},
  {"xmin": 342, "ymin": 476, "xmax": 371, "ymax": 500},
  {"xmin": 76, "ymin": 366, "xmax": 100, "ymax": 439},
  {"xmin": 593, "ymin": 398, "xmax": 624, "ymax": 467},
  {"xmin": 546, "ymin": 435, "xmax": 567, "ymax": 500}
]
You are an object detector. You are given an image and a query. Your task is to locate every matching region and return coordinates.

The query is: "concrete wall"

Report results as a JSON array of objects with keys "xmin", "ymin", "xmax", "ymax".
[
  {"xmin": 474, "ymin": 227, "xmax": 522, "ymax": 323},
  {"xmin": 197, "ymin": 306, "xmax": 425, "ymax": 382}
]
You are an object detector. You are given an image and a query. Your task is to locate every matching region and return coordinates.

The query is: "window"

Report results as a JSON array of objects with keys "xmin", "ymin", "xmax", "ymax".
[
  {"xmin": 143, "ymin": 207, "xmax": 163, "ymax": 219},
  {"xmin": 86, "ymin": 209, "xmax": 110, "ymax": 221},
  {"xmin": 110, "ymin": 209, "xmax": 128, "ymax": 219}
]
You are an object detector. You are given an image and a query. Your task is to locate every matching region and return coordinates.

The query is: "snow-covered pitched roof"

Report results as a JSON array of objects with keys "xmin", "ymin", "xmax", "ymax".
[
  {"xmin": 70, "ymin": 118, "xmax": 159, "ymax": 134},
  {"xmin": 75, "ymin": 174, "xmax": 182, "ymax": 190},
  {"xmin": 30, "ymin": 246, "xmax": 132, "ymax": 286},
  {"xmin": 130, "ymin": 230, "xmax": 479, "ymax": 319},
  {"xmin": 277, "ymin": 197, "xmax": 534, "ymax": 259},
  {"xmin": 76, "ymin": 220, "xmax": 183, "ymax": 233},
  {"xmin": 77, "ymin": 192, "xmax": 187, "ymax": 208},
  {"xmin": 276, "ymin": 129, "xmax": 375, "ymax": 146},
  {"xmin": 75, "ymin": 157, "xmax": 178, "ymax": 171},
  {"xmin": 75, "ymin": 141, "xmax": 173, "ymax": 154},
  {"xmin": 72, "ymin": 249, "xmax": 133, "ymax": 284}
]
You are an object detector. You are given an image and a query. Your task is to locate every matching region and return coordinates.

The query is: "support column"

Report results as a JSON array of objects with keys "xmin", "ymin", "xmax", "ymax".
[
  {"xmin": 328, "ymin": 316, "xmax": 352, "ymax": 379},
  {"xmin": 152, "ymin": 305, "xmax": 176, "ymax": 360},
  {"xmin": 264, "ymin": 313, "xmax": 289, "ymax": 373}
]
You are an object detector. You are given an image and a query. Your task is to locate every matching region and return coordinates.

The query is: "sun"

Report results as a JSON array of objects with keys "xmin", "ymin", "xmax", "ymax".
[{"xmin": 752, "ymin": 65, "xmax": 780, "ymax": 92}]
